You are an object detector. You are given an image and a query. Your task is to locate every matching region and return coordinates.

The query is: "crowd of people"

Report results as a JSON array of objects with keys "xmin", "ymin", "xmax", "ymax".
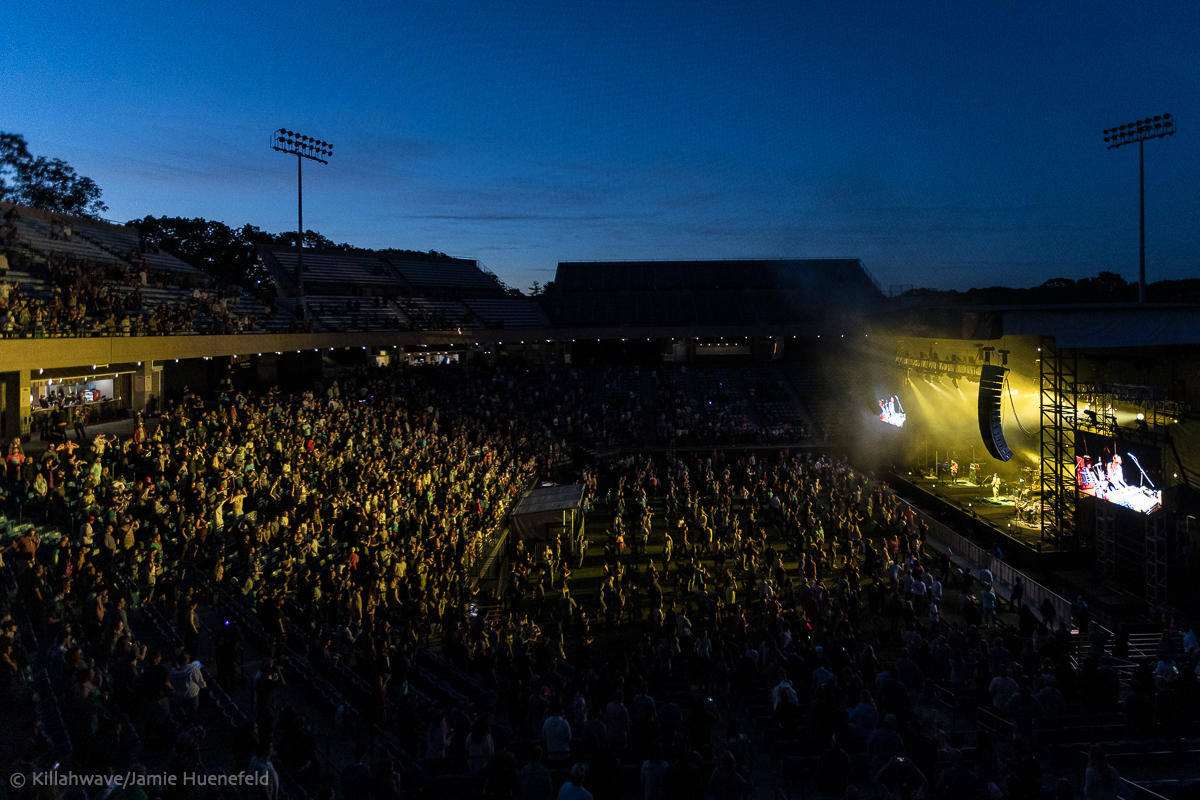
[
  {"xmin": 0, "ymin": 207, "xmax": 255, "ymax": 338},
  {"xmin": 0, "ymin": 366, "xmax": 546, "ymax": 788},
  {"xmin": 653, "ymin": 371, "xmax": 815, "ymax": 449},
  {"xmin": 745, "ymin": 375, "xmax": 809, "ymax": 443},
  {"xmin": 0, "ymin": 361, "xmax": 1197, "ymax": 800}
]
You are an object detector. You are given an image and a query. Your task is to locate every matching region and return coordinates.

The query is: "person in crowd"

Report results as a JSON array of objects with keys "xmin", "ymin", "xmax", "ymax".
[
  {"xmin": 466, "ymin": 716, "xmax": 495, "ymax": 774},
  {"xmin": 558, "ymin": 763, "xmax": 593, "ymax": 800},
  {"xmin": 543, "ymin": 701, "xmax": 573, "ymax": 766},
  {"xmin": 1084, "ymin": 748, "xmax": 1121, "ymax": 800},
  {"xmin": 168, "ymin": 652, "xmax": 206, "ymax": 722},
  {"xmin": 709, "ymin": 750, "xmax": 750, "ymax": 800},
  {"xmin": 518, "ymin": 747, "xmax": 553, "ymax": 800}
]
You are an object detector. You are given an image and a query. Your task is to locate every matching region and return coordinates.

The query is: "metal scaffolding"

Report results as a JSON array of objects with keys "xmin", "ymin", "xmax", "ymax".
[
  {"xmin": 1146, "ymin": 513, "xmax": 1168, "ymax": 612},
  {"xmin": 1077, "ymin": 384, "xmax": 1117, "ymax": 437},
  {"xmin": 1095, "ymin": 504, "xmax": 1116, "ymax": 582},
  {"xmin": 1039, "ymin": 337, "xmax": 1077, "ymax": 544}
]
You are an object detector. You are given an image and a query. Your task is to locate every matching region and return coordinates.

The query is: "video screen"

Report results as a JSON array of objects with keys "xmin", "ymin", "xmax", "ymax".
[
  {"xmin": 1076, "ymin": 432, "xmax": 1162, "ymax": 515},
  {"xmin": 878, "ymin": 395, "xmax": 906, "ymax": 428}
]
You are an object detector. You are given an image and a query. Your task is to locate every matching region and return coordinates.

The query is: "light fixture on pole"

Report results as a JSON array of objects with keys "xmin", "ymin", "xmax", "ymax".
[
  {"xmin": 1102, "ymin": 113, "xmax": 1175, "ymax": 303},
  {"xmin": 271, "ymin": 128, "xmax": 333, "ymax": 307}
]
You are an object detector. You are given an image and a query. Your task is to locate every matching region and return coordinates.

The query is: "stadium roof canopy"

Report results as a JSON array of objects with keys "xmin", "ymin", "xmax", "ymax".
[{"xmin": 552, "ymin": 259, "xmax": 883, "ymax": 327}]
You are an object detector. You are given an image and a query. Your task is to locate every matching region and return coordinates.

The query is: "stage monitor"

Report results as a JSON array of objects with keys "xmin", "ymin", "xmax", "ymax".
[
  {"xmin": 1076, "ymin": 432, "xmax": 1162, "ymax": 515},
  {"xmin": 878, "ymin": 395, "xmax": 906, "ymax": 428}
]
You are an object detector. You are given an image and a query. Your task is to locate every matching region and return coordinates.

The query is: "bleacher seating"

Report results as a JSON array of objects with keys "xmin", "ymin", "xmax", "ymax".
[
  {"xmin": 77, "ymin": 224, "xmax": 208, "ymax": 280},
  {"xmin": 397, "ymin": 297, "xmax": 472, "ymax": 329},
  {"xmin": 309, "ymin": 296, "xmax": 412, "ymax": 332},
  {"xmin": 13, "ymin": 216, "xmax": 121, "ymax": 264},
  {"xmin": 386, "ymin": 257, "xmax": 502, "ymax": 294},
  {"xmin": 254, "ymin": 297, "xmax": 298, "ymax": 332},
  {"xmin": 266, "ymin": 249, "xmax": 406, "ymax": 291},
  {"xmin": 2, "ymin": 268, "xmax": 55, "ymax": 301},
  {"xmin": 743, "ymin": 364, "xmax": 810, "ymax": 435},
  {"xmin": 253, "ymin": 248, "xmax": 536, "ymax": 330},
  {"xmin": 462, "ymin": 298, "xmax": 549, "ymax": 329},
  {"xmin": 784, "ymin": 363, "xmax": 847, "ymax": 438}
]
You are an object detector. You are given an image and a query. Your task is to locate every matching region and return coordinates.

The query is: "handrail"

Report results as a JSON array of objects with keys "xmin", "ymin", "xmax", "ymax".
[
  {"xmin": 1091, "ymin": 750, "xmax": 1200, "ymax": 758},
  {"xmin": 1075, "ymin": 751, "xmax": 1178, "ymax": 800},
  {"xmin": 1119, "ymin": 778, "xmax": 1174, "ymax": 800},
  {"xmin": 886, "ymin": 485, "xmax": 1075, "ymax": 626},
  {"xmin": 975, "ymin": 705, "xmax": 1013, "ymax": 737}
]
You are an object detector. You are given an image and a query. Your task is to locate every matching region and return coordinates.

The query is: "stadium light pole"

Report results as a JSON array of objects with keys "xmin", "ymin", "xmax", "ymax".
[
  {"xmin": 271, "ymin": 128, "xmax": 332, "ymax": 309},
  {"xmin": 1102, "ymin": 113, "xmax": 1175, "ymax": 304}
]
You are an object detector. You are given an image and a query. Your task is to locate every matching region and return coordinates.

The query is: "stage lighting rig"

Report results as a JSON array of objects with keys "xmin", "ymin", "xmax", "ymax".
[
  {"xmin": 1102, "ymin": 113, "xmax": 1176, "ymax": 303},
  {"xmin": 271, "ymin": 127, "xmax": 333, "ymax": 302}
]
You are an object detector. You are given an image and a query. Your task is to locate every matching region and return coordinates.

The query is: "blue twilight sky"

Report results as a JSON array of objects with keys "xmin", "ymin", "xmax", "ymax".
[{"xmin": 4, "ymin": 1, "xmax": 1197, "ymax": 293}]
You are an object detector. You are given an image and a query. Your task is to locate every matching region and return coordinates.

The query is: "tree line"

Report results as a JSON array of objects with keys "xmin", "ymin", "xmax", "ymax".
[
  {"xmin": 903, "ymin": 272, "xmax": 1200, "ymax": 305},
  {"xmin": 2, "ymin": 131, "xmax": 458, "ymax": 287},
  {"xmin": 130, "ymin": 216, "xmax": 456, "ymax": 286}
]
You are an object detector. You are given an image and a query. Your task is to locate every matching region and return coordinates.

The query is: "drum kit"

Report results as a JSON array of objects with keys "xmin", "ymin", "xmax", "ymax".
[
  {"xmin": 979, "ymin": 471, "xmax": 1046, "ymax": 527},
  {"xmin": 1014, "ymin": 490, "xmax": 1049, "ymax": 528}
]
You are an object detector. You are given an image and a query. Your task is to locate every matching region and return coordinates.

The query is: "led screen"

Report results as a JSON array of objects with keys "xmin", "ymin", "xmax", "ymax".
[
  {"xmin": 1076, "ymin": 432, "xmax": 1162, "ymax": 515},
  {"xmin": 878, "ymin": 395, "xmax": 906, "ymax": 428}
]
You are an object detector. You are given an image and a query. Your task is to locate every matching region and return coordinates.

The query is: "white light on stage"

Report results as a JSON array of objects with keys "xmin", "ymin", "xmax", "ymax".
[
  {"xmin": 1076, "ymin": 433, "xmax": 1163, "ymax": 515},
  {"xmin": 879, "ymin": 395, "xmax": 906, "ymax": 428}
]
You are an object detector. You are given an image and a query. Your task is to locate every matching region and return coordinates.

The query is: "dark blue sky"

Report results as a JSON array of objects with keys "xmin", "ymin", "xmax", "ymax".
[{"xmin": 5, "ymin": 1, "xmax": 1197, "ymax": 292}]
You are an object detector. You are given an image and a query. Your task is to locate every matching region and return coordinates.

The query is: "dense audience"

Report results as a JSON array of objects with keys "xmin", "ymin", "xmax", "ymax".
[{"xmin": 0, "ymin": 362, "xmax": 1197, "ymax": 800}]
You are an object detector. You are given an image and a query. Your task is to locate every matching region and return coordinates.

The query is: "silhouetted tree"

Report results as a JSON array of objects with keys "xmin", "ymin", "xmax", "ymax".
[
  {"xmin": 902, "ymin": 271, "xmax": 1142, "ymax": 306},
  {"xmin": 0, "ymin": 131, "xmax": 108, "ymax": 218},
  {"xmin": 129, "ymin": 215, "xmax": 460, "ymax": 286},
  {"xmin": 1076, "ymin": 271, "xmax": 1133, "ymax": 302},
  {"xmin": 0, "ymin": 133, "xmax": 32, "ymax": 203},
  {"xmin": 130, "ymin": 216, "xmax": 261, "ymax": 285}
]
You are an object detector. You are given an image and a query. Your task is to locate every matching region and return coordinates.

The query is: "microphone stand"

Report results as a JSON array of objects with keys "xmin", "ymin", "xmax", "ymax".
[{"xmin": 1125, "ymin": 452, "xmax": 1155, "ymax": 489}]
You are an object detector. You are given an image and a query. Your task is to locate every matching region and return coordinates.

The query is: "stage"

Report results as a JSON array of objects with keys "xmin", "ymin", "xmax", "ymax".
[{"xmin": 887, "ymin": 471, "xmax": 1078, "ymax": 570}]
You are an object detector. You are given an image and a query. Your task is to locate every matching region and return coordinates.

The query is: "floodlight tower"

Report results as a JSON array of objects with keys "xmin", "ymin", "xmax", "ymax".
[
  {"xmin": 1102, "ymin": 114, "xmax": 1176, "ymax": 303},
  {"xmin": 271, "ymin": 128, "xmax": 333, "ymax": 305}
]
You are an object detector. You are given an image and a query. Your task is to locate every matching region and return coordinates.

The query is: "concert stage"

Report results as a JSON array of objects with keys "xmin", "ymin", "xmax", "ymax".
[{"xmin": 887, "ymin": 472, "xmax": 1078, "ymax": 571}]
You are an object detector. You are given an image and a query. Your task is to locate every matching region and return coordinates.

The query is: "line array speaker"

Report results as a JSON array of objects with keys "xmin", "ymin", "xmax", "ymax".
[{"xmin": 978, "ymin": 364, "xmax": 1013, "ymax": 461}]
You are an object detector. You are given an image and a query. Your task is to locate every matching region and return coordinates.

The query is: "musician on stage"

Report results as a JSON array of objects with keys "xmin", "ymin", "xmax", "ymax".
[
  {"xmin": 991, "ymin": 473, "xmax": 1001, "ymax": 500},
  {"xmin": 1077, "ymin": 456, "xmax": 1094, "ymax": 490},
  {"xmin": 1107, "ymin": 453, "xmax": 1128, "ymax": 490},
  {"xmin": 950, "ymin": 460, "xmax": 959, "ymax": 483}
]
